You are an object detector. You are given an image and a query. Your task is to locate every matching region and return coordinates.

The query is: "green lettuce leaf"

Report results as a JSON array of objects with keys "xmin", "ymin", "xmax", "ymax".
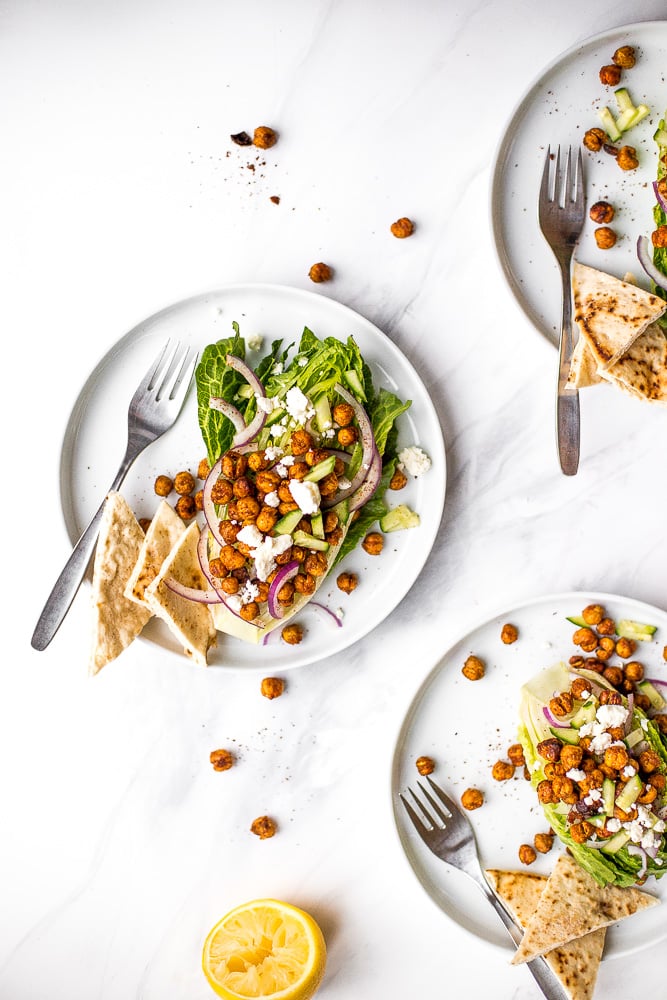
[
  {"xmin": 334, "ymin": 458, "xmax": 396, "ymax": 565},
  {"xmin": 195, "ymin": 323, "xmax": 245, "ymax": 465}
]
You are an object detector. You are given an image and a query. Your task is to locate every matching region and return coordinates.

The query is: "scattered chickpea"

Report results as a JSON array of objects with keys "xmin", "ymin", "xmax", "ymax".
[
  {"xmin": 589, "ymin": 202, "xmax": 614, "ymax": 225},
  {"xmin": 332, "ymin": 402, "xmax": 355, "ymax": 427},
  {"xmin": 594, "ymin": 226, "xmax": 617, "ymax": 249},
  {"xmin": 250, "ymin": 815, "xmax": 277, "ymax": 839},
  {"xmin": 597, "ymin": 617, "xmax": 616, "ymax": 636},
  {"xmin": 362, "ymin": 532, "xmax": 384, "ymax": 555},
  {"xmin": 507, "ymin": 744, "xmax": 525, "ymax": 766},
  {"xmin": 389, "ymin": 467, "xmax": 408, "ymax": 490},
  {"xmin": 461, "ymin": 788, "xmax": 484, "ymax": 811},
  {"xmin": 337, "ymin": 426, "xmax": 358, "ymax": 447},
  {"xmin": 390, "ymin": 217, "xmax": 415, "ymax": 238},
  {"xmin": 663, "ymin": 645, "xmax": 667, "ymax": 662},
  {"xmin": 582, "ymin": 127, "xmax": 607, "ymax": 152},
  {"xmin": 652, "ymin": 225, "xmax": 667, "ymax": 248},
  {"xmin": 252, "ymin": 125, "xmax": 278, "ymax": 149},
  {"xmin": 500, "ymin": 623, "xmax": 518, "ymax": 645},
  {"xmin": 491, "ymin": 760, "xmax": 515, "ymax": 781},
  {"xmin": 533, "ymin": 832, "xmax": 554, "ymax": 854},
  {"xmin": 615, "ymin": 637, "xmax": 636, "ymax": 658},
  {"xmin": 462, "ymin": 655, "xmax": 485, "ymax": 681},
  {"xmin": 154, "ymin": 474, "xmax": 173, "ymax": 497},
  {"xmin": 173, "ymin": 470, "xmax": 195, "ymax": 495},
  {"xmin": 336, "ymin": 571, "xmax": 358, "ymax": 594},
  {"xmin": 518, "ymin": 844, "xmax": 537, "ymax": 865},
  {"xmin": 175, "ymin": 495, "xmax": 197, "ymax": 520},
  {"xmin": 617, "ymin": 145, "xmax": 639, "ymax": 170},
  {"xmin": 210, "ymin": 748, "xmax": 234, "ymax": 771},
  {"xmin": 281, "ymin": 624, "xmax": 303, "ymax": 646},
  {"xmin": 612, "ymin": 45, "xmax": 636, "ymax": 68},
  {"xmin": 599, "ymin": 64, "xmax": 622, "ymax": 86},
  {"xmin": 308, "ymin": 262, "xmax": 333, "ymax": 283},
  {"xmin": 198, "ymin": 457, "xmax": 211, "ymax": 480},
  {"xmin": 415, "ymin": 755, "xmax": 435, "ymax": 776}
]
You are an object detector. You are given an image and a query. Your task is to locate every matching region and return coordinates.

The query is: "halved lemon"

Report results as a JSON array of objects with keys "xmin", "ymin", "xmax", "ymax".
[{"xmin": 202, "ymin": 898, "xmax": 327, "ymax": 1000}]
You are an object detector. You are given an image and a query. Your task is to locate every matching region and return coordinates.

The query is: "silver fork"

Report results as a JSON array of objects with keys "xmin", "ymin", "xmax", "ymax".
[
  {"xmin": 538, "ymin": 145, "xmax": 586, "ymax": 477},
  {"xmin": 400, "ymin": 776, "xmax": 569, "ymax": 1000},
  {"xmin": 31, "ymin": 340, "xmax": 198, "ymax": 651}
]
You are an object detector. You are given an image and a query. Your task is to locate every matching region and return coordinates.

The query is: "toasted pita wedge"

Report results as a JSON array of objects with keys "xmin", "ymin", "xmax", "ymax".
[
  {"xmin": 125, "ymin": 500, "xmax": 186, "ymax": 606},
  {"xmin": 511, "ymin": 853, "xmax": 659, "ymax": 965},
  {"xmin": 567, "ymin": 335, "xmax": 603, "ymax": 388},
  {"xmin": 599, "ymin": 322, "xmax": 667, "ymax": 404},
  {"xmin": 486, "ymin": 869, "xmax": 605, "ymax": 1000},
  {"xmin": 144, "ymin": 521, "xmax": 217, "ymax": 667},
  {"xmin": 89, "ymin": 491, "xmax": 152, "ymax": 675},
  {"xmin": 572, "ymin": 262, "xmax": 666, "ymax": 369}
]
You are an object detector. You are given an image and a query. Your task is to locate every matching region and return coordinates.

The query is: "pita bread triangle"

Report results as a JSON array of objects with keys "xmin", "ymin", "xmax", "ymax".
[
  {"xmin": 572, "ymin": 261, "xmax": 666, "ymax": 369},
  {"xmin": 486, "ymin": 868, "xmax": 605, "ymax": 1000},
  {"xmin": 567, "ymin": 335, "xmax": 603, "ymax": 388},
  {"xmin": 511, "ymin": 853, "xmax": 659, "ymax": 965},
  {"xmin": 89, "ymin": 491, "xmax": 152, "ymax": 675},
  {"xmin": 125, "ymin": 499, "xmax": 186, "ymax": 605},
  {"xmin": 599, "ymin": 322, "xmax": 667, "ymax": 404},
  {"xmin": 144, "ymin": 520, "xmax": 217, "ymax": 667}
]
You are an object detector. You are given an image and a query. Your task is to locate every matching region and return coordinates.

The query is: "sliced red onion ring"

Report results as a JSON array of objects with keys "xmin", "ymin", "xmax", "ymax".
[
  {"xmin": 209, "ymin": 396, "xmax": 246, "ymax": 432},
  {"xmin": 627, "ymin": 844, "xmax": 649, "ymax": 879},
  {"xmin": 196, "ymin": 525, "xmax": 246, "ymax": 621},
  {"xmin": 267, "ymin": 560, "xmax": 300, "ymax": 619},
  {"xmin": 348, "ymin": 447, "xmax": 382, "ymax": 513},
  {"xmin": 321, "ymin": 383, "xmax": 376, "ymax": 508},
  {"xmin": 232, "ymin": 408, "xmax": 266, "ymax": 448},
  {"xmin": 225, "ymin": 352, "xmax": 266, "ymax": 397},
  {"xmin": 309, "ymin": 601, "xmax": 343, "ymax": 628},
  {"xmin": 637, "ymin": 234, "xmax": 667, "ymax": 292},
  {"xmin": 542, "ymin": 705, "xmax": 570, "ymax": 728},
  {"xmin": 202, "ymin": 457, "xmax": 226, "ymax": 549},
  {"xmin": 163, "ymin": 577, "xmax": 223, "ymax": 604},
  {"xmin": 646, "ymin": 677, "xmax": 667, "ymax": 688},
  {"xmin": 654, "ymin": 180, "xmax": 667, "ymax": 215}
]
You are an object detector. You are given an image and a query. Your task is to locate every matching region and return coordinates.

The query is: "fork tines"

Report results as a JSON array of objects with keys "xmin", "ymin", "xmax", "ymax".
[
  {"xmin": 540, "ymin": 144, "xmax": 584, "ymax": 209},
  {"xmin": 400, "ymin": 775, "xmax": 454, "ymax": 831},
  {"xmin": 143, "ymin": 340, "xmax": 198, "ymax": 401}
]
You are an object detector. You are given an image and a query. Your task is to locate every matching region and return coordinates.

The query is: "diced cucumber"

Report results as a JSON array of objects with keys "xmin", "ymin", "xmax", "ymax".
[
  {"xmin": 264, "ymin": 407, "xmax": 286, "ymax": 427},
  {"xmin": 615, "ymin": 107, "xmax": 638, "ymax": 132},
  {"xmin": 617, "ymin": 618, "xmax": 657, "ymax": 641},
  {"xmin": 587, "ymin": 813, "xmax": 609, "ymax": 829},
  {"xmin": 313, "ymin": 394, "xmax": 332, "ymax": 433},
  {"xmin": 333, "ymin": 498, "xmax": 350, "ymax": 524},
  {"xmin": 292, "ymin": 530, "xmax": 330, "ymax": 552},
  {"xmin": 550, "ymin": 727, "xmax": 580, "ymax": 745},
  {"xmin": 310, "ymin": 511, "xmax": 325, "ymax": 540},
  {"xmin": 343, "ymin": 370, "xmax": 366, "ymax": 401},
  {"xmin": 570, "ymin": 698, "xmax": 597, "ymax": 729},
  {"xmin": 654, "ymin": 122, "xmax": 667, "ymax": 148},
  {"xmin": 566, "ymin": 615, "xmax": 587, "ymax": 627},
  {"xmin": 615, "ymin": 773, "xmax": 643, "ymax": 811},
  {"xmin": 625, "ymin": 727, "xmax": 646, "ymax": 749},
  {"xmin": 273, "ymin": 509, "xmax": 302, "ymax": 535},
  {"xmin": 614, "ymin": 87, "xmax": 634, "ymax": 114},
  {"xmin": 304, "ymin": 455, "xmax": 336, "ymax": 483},
  {"xmin": 379, "ymin": 504, "xmax": 420, "ymax": 532},
  {"xmin": 623, "ymin": 103, "xmax": 650, "ymax": 130},
  {"xmin": 603, "ymin": 777, "xmax": 616, "ymax": 816},
  {"xmin": 636, "ymin": 680, "xmax": 667, "ymax": 711},
  {"xmin": 598, "ymin": 106, "xmax": 622, "ymax": 142},
  {"xmin": 601, "ymin": 829, "xmax": 631, "ymax": 854}
]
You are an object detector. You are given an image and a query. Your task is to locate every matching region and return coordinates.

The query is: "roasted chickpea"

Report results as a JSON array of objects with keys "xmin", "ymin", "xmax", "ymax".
[
  {"xmin": 583, "ymin": 127, "xmax": 607, "ymax": 151},
  {"xmin": 500, "ymin": 623, "xmax": 518, "ymax": 644},
  {"xmin": 594, "ymin": 226, "xmax": 617, "ymax": 249},
  {"xmin": 288, "ymin": 461, "xmax": 309, "ymax": 481},
  {"xmin": 604, "ymin": 745, "xmax": 629, "ymax": 770},
  {"xmin": 534, "ymin": 832, "xmax": 554, "ymax": 854},
  {"xmin": 552, "ymin": 775, "xmax": 577, "ymax": 804},
  {"xmin": 639, "ymin": 750, "xmax": 661, "ymax": 774},
  {"xmin": 537, "ymin": 779, "xmax": 558, "ymax": 804},
  {"xmin": 210, "ymin": 748, "xmax": 234, "ymax": 771},
  {"xmin": 304, "ymin": 552, "xmax": 328, "ymax": 577},
  {"xmin": 560, "ymin": 744, "xmax": 584, "ymax": 770},
  {"xmin": 362, "ymin": 532, "xmax": 384, "ymax": 555},
  {"xmin": 250, "ymin": 815, "xmax": 277, "ymax": 839},
  {"xmin": 294, "ymin": 571, "xmax": 316, "ymax": 595},
  {"xmin": 276, "ymin": 581, "xmax": 295, "ymax": 606},
  {"xmin": 462, "ymin": 655, "xmax": 485, "ymax": 680},
  {"xmin": 612, "ymin": 45, "xmax": 636, "ymax": 68},
  {"xmin": 239, "ymin": 601, "xmax": 260, "ymax": 622},
  {"xmin": 597, "ymin": 617, "xmax": 616, "ymax": 636},
  {"xmin": 236, "ymin": 497, "xmax": 260, "ymax": 520},
  {"xmin": 651, "ymin": 714, "xmax": 667, "ymax": 735},
  {"xmin": 518, "ymin": 844, "xmax": 537, "ymax": 865},
  {"xmin": 221, "ymin": 451, "xmax": 248, "ymax": 480},
  {"xmin": 175, "ymin": 495, "xmax": 197, "ymax": 519},
  {"xmin": 570, "ymin": 820, "xmax": 595, "ymax": 844},
  {"xmin": 589, "ymin": 202, "xmax": 615, "ymax": 225},
  {"xmin": 247, "ymin": 451, "xmax": 270, "ymax": 473},
  {"xmin": 337, "ymin": 426, "xmax": 358, "ymax": 447},
  {"xmin": 318, "ymin": 472, "xmax": 340, "ymax": 497},
  {"xmin": 573, "ymin": 627, "xmax": 598, "ymax": 650},
  {"xmin": 416, "ymin": 755, "xmax": 435, "ymax": 776},
  {"xmin": 154, "ymin": 474, "xmax": 173, "ymax": 496},
  {"xmin": 599, "ymin": 64, "xmax": 622, "ymax": 86},
  {"xmin": 638, "ymin": 783, "xmax": 658, "ymax": 804},
  {"xmin": 624, "ymin": 661, "xmax": 644, "ymax": 683},
  {"xmin": 544, "ymin": 761, "xmax": 565, "ymax": 780},
  {"xmin": 649, "ymin": 771, "xmax": 667, "ymax": 789},
  {"xmin": 599, "ymin": 688, "xmax": 623, "ymax": 705},
  {"xmin": 571, "ymin": 677, "xmax": 592, "ymax": 700},
  {"xmin": 220, "ymin": 576, "xmax": 240, "ymax": 595},
  {"xmin": 507, "ymin": 744, "xmax": 525, "ymax": 766},
  {"xmin": 211, "ymin": 478, "xmax": 234, "ymax": 504},
  {"xmin": 537, "ymin": 738, "xmax": 562, "ymax": 762},
  {"xmin": 305, "ymin": 448, "xmax": 330, "ymax": 467},
  {"xmin": 461, "ymin": 788, "xmax": 484, "ymax": 810},
  {"xmin": 308, "ymin": 262, "xmax": 333, "ymax": 283},
  {"xmin": 491, "ymin": 760, "xmax": 515, "ymax": 781},
  {"xmin": 174, "ymin": 471, "xmax": 195, "ymax": 495},
  {"xmin": 390, "ymin": 217, "xmax": 415, "ymax": 238},
  {"xmin": 138, "ymin": 517, "xmax": 151, "ymax": 532},
  {"xmin": 332, "ymin": 402, "xmax": 355, "ymax": 427},
  {"xmin": 651, "ymin": 225, "xmax": 667, "ymax": 248},
  {"xmin": 253, "ymin": 125, "xmax": 278, "ymax": 149},
  {"xmin": 290, "ymin": 429, "xmax": 313, "ymax": 455},
  {"xmin": 617, "ymin": 145, "xmax": 639, "ymax": 170},
  {"xmin": 615, "ymin": 637, "xmax": 636, "ymax": 658},
  {"xmin": 389, "ymin": 467, "xmax": 408, "ymax": 490},
  {"xmin": 261, "ymin": 676, "xmax": 285, "ymax": 698},
  {"xmin": 336, "ymin": 571, "xmax": 358, "ymax": 594},
  {"xmin": 549, "ymin": 692, "xmax": 574, "ymax": 717},
  {"xmin": 602, "ymin": 665, "xmax": 624, "ymax": 688},
  {"xmin": 582, "ymin": 603, "xmax": 605, "ymax": 625},
  {"xmin": 198, "ymin": 457, "xmax": 211, "ymax": 480}
]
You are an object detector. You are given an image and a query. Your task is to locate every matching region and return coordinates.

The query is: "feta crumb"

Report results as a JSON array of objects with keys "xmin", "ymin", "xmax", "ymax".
[
  {"xmin": 239, "ymin": 581, "xmax": 260, "ymax": 605},
  {"xmin": 275, "ymin": 463, "xmax": 288, "ymax": 477},
  {"xmin": 297, "ymin": 356, "xmax": 308, "ymax": 367},
  {"xmin": 398, "ymin": 445, "xmax": 431, "ymax": 477},
  {"xmin": 596, "ymin": 704, "xmax": 629, "ymax": 729},
  {"xmin": 579, "ymin": 689, "xmax": 591, "ymax": 700},
  {"xmin": 264, "ymin": 491, "xmax": 280, "ymax": 508},
  {"xmin": 256, "ymin": 395, "xmax": 278, "ymax": 414},
  {"xmin": 271, "ymin": 362, "xmax": 284, "ymax": 375},
  {"xmin": 264, "ymin": 446, "xmax": 284, "ymax": 462},
  {"xmin": 289, "ymin": 479, "xmax": 321, "ymax": 514},
  {"xmin": 234, "ymin": 530, "xmax": 292, "ymax": 582},
  {"xmin": 323, "ymin": 428, "xmax": 336, "ymax": 439},
  {"xmin": 566, "ymin": 768, "xmax": 587, "ymax": 782},
  {"xmin": 285, "ymin": 386, "xmax": 315, "ymax": 424},
  {"xmin": 281, "ymin": 454, "xmax": 295, "ymax": 466},
  {"xmin": 270, "ymin": 422, "xmax": 286, "ymax": 438},
  {"xmin": 237, "ymin": 525, "xmax": 264, "ymax": 548},
  {"xmin": 589, "ymin": 732, "xmax": 613, "ymax": 755},
  {"xmin": 338, "ymin": 477, "xmax": 351, "ymax": 490},
  {"xmin": 606, "ymin": 817, "xmax": 622, "ymax": 833},
  {"xmin": 247, "ymin": 333, "xmax": 264, "ymax": 351},
  {"xmin": 226, "ymin": 595, "xmax": 242, "ymax": 613},
  {"xmin": 622, "ymin": 764, "xmax": 636, "ymax": 778},
  {"xmin": 655, "ymin": 819, "xmax": 666, "ymax": 833}
]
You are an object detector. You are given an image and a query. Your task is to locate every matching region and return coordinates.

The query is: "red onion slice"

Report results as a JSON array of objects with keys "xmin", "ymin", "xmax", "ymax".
[
  {"xmin": 542, "ymin": 705, "xmax": 570, "ymax": 729},
  {"xmin": 202, "ymin": 456, "xmax": 226, "ymax": 549},
  {"xmin": 627, "ymin": 844, "xmax": 649, "ymax": 879},
  {"xmin": 209, "ymin": 396, "xmax": 246, "ymax": 433},
  {"xmin": 232, "ymin": 408, "xmax": 266, "ymax": 448},
  {"xmin": 348, "ymin": 446, "xmax": 382, "ymax": 512},
  {"xmin": 163, "ymin": 577, "xmax": 223, "ymax": 604},
  {"xmin": 309, "ymin": 601, "xmax": 343, "ymax": 627},
  {"xmin": 267, "ymin": 560, "xmax": 300, "ymax": 619},
  {"xmin": 225, "ymin": 352, "xmax": 266, "ymax": 397},
  {"xmin": 636, "ymin": 234, "xmax": 667, "ymax": 292},
  {"xmin": 321, "ymin": 383, "xmax": 376, "ymax": 507},
  {"xmin": 196, "ymin": 525, "xmax": 245, "ymax": 621}
]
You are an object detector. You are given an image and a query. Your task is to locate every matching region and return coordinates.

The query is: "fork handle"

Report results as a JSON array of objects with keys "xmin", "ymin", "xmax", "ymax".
[
  {"xmin": 556, "ymin": 258, "xmax": 580, "ymax": 476},
  {"xmin": 31, "ymin": 444, "xmax": 140, "ymax": 652}
]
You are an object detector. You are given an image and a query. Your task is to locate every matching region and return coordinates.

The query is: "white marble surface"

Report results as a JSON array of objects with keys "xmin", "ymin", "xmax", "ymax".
[{"xmin": 4, "ymin": 2, "xmax": 667, "ymax": 998}]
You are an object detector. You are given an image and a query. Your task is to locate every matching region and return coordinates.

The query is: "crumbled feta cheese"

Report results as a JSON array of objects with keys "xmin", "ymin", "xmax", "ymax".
[
  {"xmin": 579, "ymin": 689, "xmax": 591, "ymax": 700},
  {"xmin": 239, "ymin": 581, "xmax": 260, "ymax": 605},
  {"xmin": 285, "ymin": 386, "xmax": 315, "ymax": 424},
  {"xmin": 596, "ymin": 704, "xmax": 629, "ymax": 729},
  {"xmin": 297, "ymin": 356, "xmax": 308, "ymax": 367},
  {"xmin": 641, "ymin": 717, "xmax": 650, "ymax": 731},
  {"xmin": 626, "ymin": 819, "xmax": 647, "ymax": 843},
  {"xmin": 622, "ymin": 764, "xmax": 636, "ymax": 778},
  {"xmin": 398, "ymin": 445, "xmax": 431, "ymax": 477},
  {"xmin": 606, "ymin": 817, "xmax": 622, "ymax": 833},
  {"xmin": 247, "ymin": 333, "xmax": 263, "ymax": 351},
  {"xmin": 589, "ymin": 732, "xmax": 613, "ymax": 755},
  {"xmin": 256, "ymin": 395, "xmax": 278, "ymax": 414},
  {"xmin": 264, "ymin": 446, "xmax": 284, "ymax": 462},
  {"xmin": 271, "ymin": 362, "xmax": 284, "ymax": 375},
  {"xmin": 226, "ymin": 595, "xmax": 242, "ymax": 613},
  {"xmin": 655, "ymin": 819, "xmax": 666, "ymax": 833},
  {"xmin": 281, "ymin": 454, "xmax": 295, "ymax": 465},
  {"xmin": 237, "ymin": 525, "xmax": 264, "ymax": 548},
  {"xmin": 323, "ymin": 428, "xmax": 335, "ymax": 439},
  {"xmin": 289, "ymin": 479, "xmax": 321, "ymax": 514},
  {"xmin": 235, "ymin": 529, "xmax": 292, "ymax": 582},
  {"xmin": 275, "ymin": 463, "xmax": 288, "ymax": 477},
  {"xmin": 270, "ymin": 422, "xmax": 286, "ymax": 437},
  {"xmin": 566, "ymin": 768, "xmax": 587, "ymax": 782},
  {"xmin": 338, "ymin": 477, "xmax": 351, "ymax": 490},
  {"xmin": 584, "ymin": 788, "xmax": 602, "ymax": 805},
  {"xmin": 264, "ymin": 491, "xmax": 280, "ymax": 508},
  {"xmin": 641, "ymin": 829, "xmax": 660, "ymax": 851}
]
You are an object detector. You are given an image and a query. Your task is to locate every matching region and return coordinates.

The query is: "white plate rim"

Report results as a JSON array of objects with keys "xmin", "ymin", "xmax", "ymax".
[
  {"xmin": 489, "ymin": 19, "xmax": 667, "ymax": 346},
  {"xmin": 59, "ymin": 281, "xmax": 447, "ymax": 671},
  {"xmin": 390, "ymin": 588, "xmax": 667, "ymax": 958}
]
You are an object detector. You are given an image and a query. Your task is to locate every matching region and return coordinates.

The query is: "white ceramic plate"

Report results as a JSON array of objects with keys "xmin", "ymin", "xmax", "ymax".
[
  {"xmin": 491, "ymin": 21, "xmax": 667, "ymax": 346},
  {"xmin": 391, "ymin": 591, "xmax": 667, "ymax": 958},
  {"xmin": 60, "ymin": 283, "xmax": 446, "ymax": 669}
]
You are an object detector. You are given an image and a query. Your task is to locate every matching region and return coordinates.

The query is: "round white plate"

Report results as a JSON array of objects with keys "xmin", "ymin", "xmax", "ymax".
[
  {"xmin": 391, "ymin": 590, "xmax": 667, "ymax": 958},
  {"xmin": 491, "ymin": 21, "xmax": 667, "ymax": 345},
  {"xmin": 60, "ymin": 283, "xmax": 446, "ymax": 670}
]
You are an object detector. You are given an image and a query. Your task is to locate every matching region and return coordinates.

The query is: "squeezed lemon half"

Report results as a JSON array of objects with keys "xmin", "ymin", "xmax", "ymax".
[{"xmin": 202, "ymin": 898, "xmax": 326, "ymax": 1000}]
